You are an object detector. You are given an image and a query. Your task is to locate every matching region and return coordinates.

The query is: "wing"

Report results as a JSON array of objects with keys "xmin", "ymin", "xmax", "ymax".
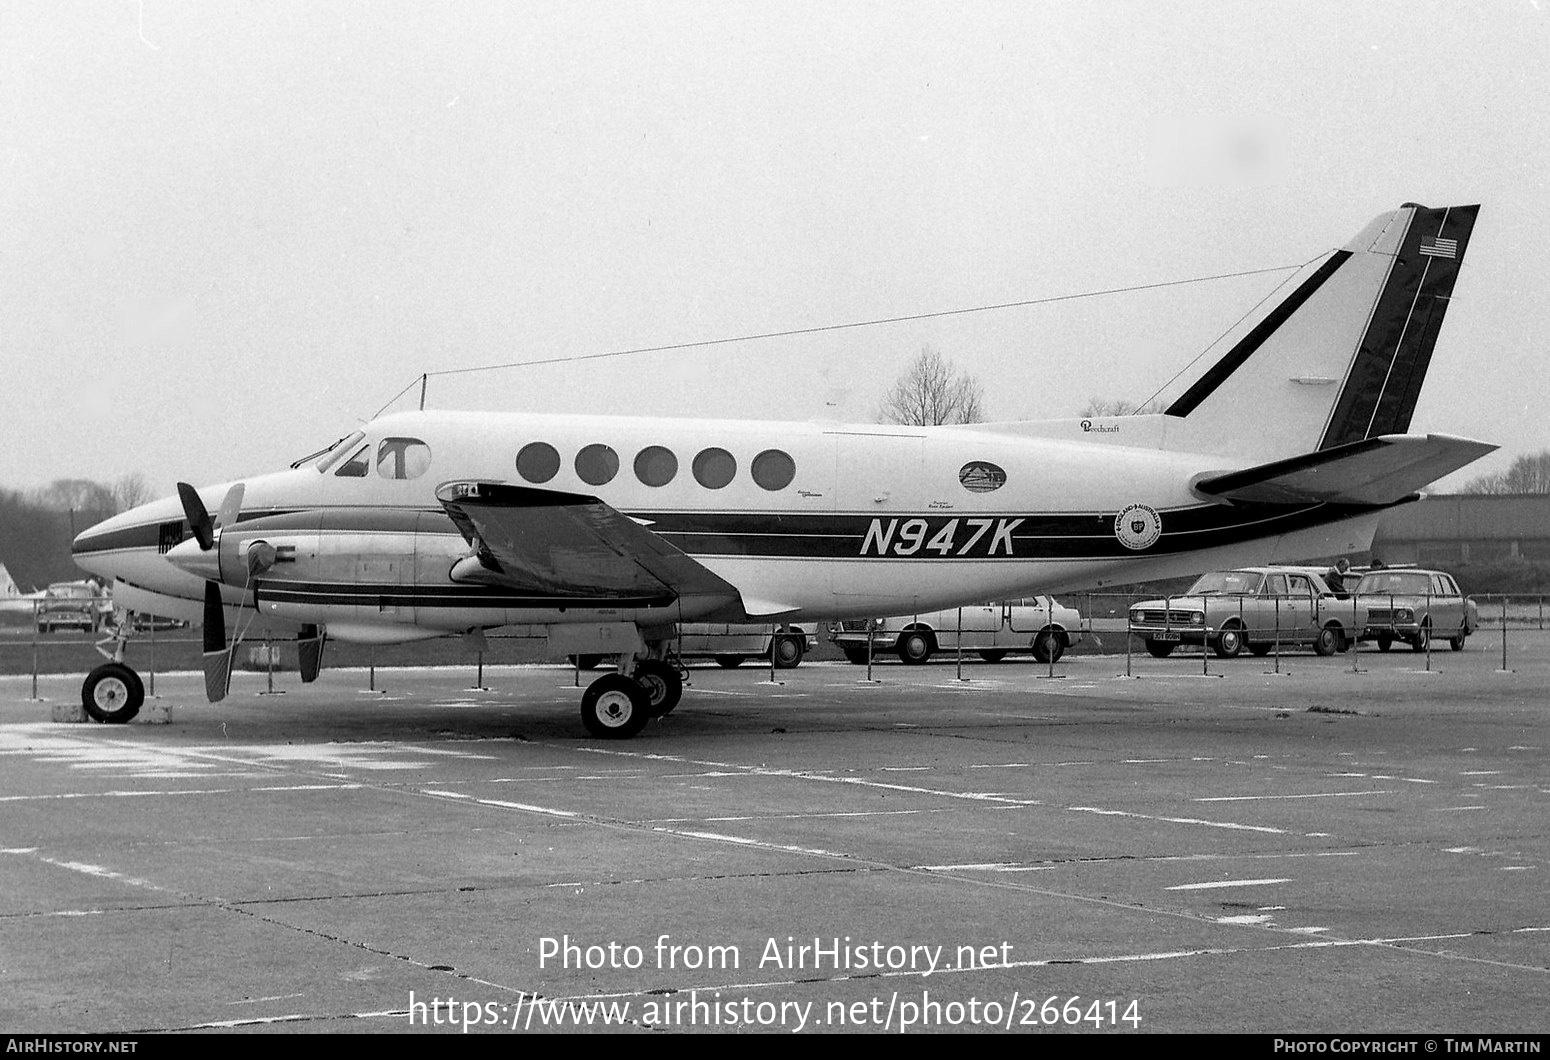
[
  {"xmin": 435, "ymin": 481, "xmax": 743, "ymax": 611},
  {"xmin": 1193, "ymin": 434, "xmax": 1497, "ymax": 506}
]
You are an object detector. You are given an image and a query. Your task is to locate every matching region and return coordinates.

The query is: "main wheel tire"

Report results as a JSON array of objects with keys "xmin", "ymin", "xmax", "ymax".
[
  {"xmin": 714, "ymin": 654, "xmax": 744, "ymax": 668},
  {"xmin": 978, "ymin": 650, "xmax": 1007, "ymax": 663},
  {"xmin": 633, "ymin": 659, "xmax": 683, "ymax": 716},
  {"xmin": 841, "ymin": 644, "xmax": 871, "ymax": 665},
  {"xmin": 1213, "ymin": 625, "xmax": 1245, "ymax": 659},
  {"xmin": 569, "ymin": 654, "xmax": 604, "ymax": 671},
  {"xmin": 1145, "ymin": 639, "xmax": 1175, "ymax": 659},
  {"xmin": 771, "ymin": 634, "xmax": 805, "ymax": 669},
  {"xmin": 1031, "ymin": 630, "xmax": 1064, "ymax": 664},
  {"xmin": 1313, "ymin": 624, "xmax": 1342, "ymax": 657},
  {"xmin": 1411, "ymin": 621, "xmax": 1431, "ymax": 653},
  {"xmin": 1376, "ymin": 634, "xmax": 1394, "ymax": 653},
  {"xmin": 898, "ymin": 631, "xmax": 932, "ymax": 665},
  {"xmin": 580, "ymin": 674, "xmax": 651, "ymax": 738},
  {"xmin": 82, "ymin": 663, "xmax": 144, "ymax": 724}
]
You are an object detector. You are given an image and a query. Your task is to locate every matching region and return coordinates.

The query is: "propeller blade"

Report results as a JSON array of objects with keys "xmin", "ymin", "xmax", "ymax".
[
  {"xmin": 214, "ymin": 483, "xmax": 245, "ymax": 531},
  {"xmin": 202, "ymin": 581, "xmax": 225, "ymax": 655},
  {"xmin": 177, "ymin": 483, "xmax": 214, "ymax": 551},
  {"xmin": 201, "ymin": 581, "xmax": 231, "ymax": 703}
]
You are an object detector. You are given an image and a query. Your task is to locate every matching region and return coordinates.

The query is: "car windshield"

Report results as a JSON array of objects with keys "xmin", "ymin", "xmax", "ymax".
[
  {"xmin": 1184, "ymin": 571, "xmax": 1263, "ymax": 596},
  {"xmin": 1355, "ymin": 572, "xmax": 1436, "ymax": 595}
]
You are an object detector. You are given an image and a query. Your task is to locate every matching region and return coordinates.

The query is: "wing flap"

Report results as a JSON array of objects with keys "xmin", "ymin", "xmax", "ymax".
[
  {"xmin": 1193, "ymin": 434, "xmax": 1497, "ymax": 505},
  {"xmin": 436, "ymin": 481, "xmax": 742, "ymax": 606}
]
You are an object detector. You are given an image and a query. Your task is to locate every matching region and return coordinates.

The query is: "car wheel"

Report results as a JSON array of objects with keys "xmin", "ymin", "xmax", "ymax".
[
  {"xmin": 771, "ymin": 634, "xmax": 805, "ymax": 669},
  {"xmin": 1031, "ymin": 630, "xmax": 1064, "ymax": 664},
  {"xmin": 1411, "ymin": 621, "xmax": 1431, "ymax": 653},
  {"xmin": 580, "ymin": 674, "xmax": 650, "ymax": 738},
  {"xmin": 1213, "ymin": 625, "xmax": 1244, "ymax": 659},
  {"xmin": 898, "ymin": 631, "xmax": 932, "ymax": 665},
  {"xmin": 1313, "ymin": 624, "xmax": 1341, "ymax": 657},
  {"xmin": 978, "ymin": 650, "xmax": 1007, "ymax": 664},
  {"xmin": 1449, "ymin": 630, "xmax": 1467, "ymax": 651},
  {"xmin": 1376, "ymin": 634, "xmax": 1393, "ymax": 653},
  {"xmin": 714, "ymin": 654, "xmax": 744, "ymax": 668},
  {"xmin": 82, "ymin": 663, "xmax": 144, "ymax": 724},
  {"xmin": 1144, "ymin": 639, "xmax": 1175, "ymax": 659}
]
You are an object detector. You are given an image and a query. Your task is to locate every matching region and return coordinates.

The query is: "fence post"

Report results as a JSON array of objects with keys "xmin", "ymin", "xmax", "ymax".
[
  {"xmin": 1351, "ymin": 593, "xmax": 1363, "ymax": 674},
  {"xmin": 1424, "ymin": 591, "xmax": 1433, "ymax": 672},
  {"xmin": 1124, "ymin": 598, "xmax": 1133, "ymax": 678},
  {"xmin": 955, "ymin": 607, "xmax": 964, "ymax": 683},
  {"xmin": 1273, "ymin": 595, "xmax": 1282, "ymax": 674},
  {"xmin": 1494, "ymin": 595, "xmax": 1506, "ymax": 669},
  {"xmin": 29, "ymin": 600, "xmax": 40, "ymax": 701}
]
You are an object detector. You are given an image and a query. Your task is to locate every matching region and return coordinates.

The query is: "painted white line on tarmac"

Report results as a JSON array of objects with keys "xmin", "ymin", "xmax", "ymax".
[
  {"xmin": 1069, "ymin": 806, "xmax": 1285, "ymax": 834},
  {"xmin": 1166, "ymin": 878, "xmax": 1293, "ymax": 891},
  {"xmin": 1193, "ymin": 790, "xmax": 1395, "ymax": 802}
]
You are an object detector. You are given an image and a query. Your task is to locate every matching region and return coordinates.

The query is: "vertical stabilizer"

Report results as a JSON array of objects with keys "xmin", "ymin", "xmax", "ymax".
[{"xmin": 1161, "ymin": 203, "xmax": 1478, "ymax": 462}]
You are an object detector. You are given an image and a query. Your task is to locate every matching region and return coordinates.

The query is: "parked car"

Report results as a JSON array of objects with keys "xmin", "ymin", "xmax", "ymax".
[
  {"xmin": 677, "ymin": 623, "xmax": 817, "ymax": 668},
  {"xmin": 1351, "ymin": 568, "xmax": 1477, "ymax": 652},
  {"xmin": 568, "ymin": 623, "xmax": 817, "ymax": 670},
  {"xmin": 36, "ymin": 581, "xmax": 100, "ymax": 634},
  {"xmin": 828, "ymin": 598, "xmax": 1083, "ymax": 665},
  {"xmin": 1128, "ymin": 567, "xmax": 1353, "ymax": 659}
]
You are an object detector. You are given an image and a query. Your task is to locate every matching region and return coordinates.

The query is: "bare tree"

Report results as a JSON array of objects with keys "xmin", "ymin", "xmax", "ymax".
[
  {"xmin": 879, "ymin": 346, "xmax": 985, "ymax": 426},
  {"xmin": 31, "ymin": 478, "xmax": 116, "ymax": 513},
  {"xmin": 111, "ymin": 473, "xmax": 153, "ymax": 512},
  {"xmin": 1080, "ymin": 397, "xmax": 1167, "ymax": 417},
  {"xmin": 1461, "ymin": 450, "xmax": 1550, "ymax": 495}
]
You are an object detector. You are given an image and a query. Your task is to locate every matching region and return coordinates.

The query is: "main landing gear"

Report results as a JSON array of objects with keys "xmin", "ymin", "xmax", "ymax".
[{"xmin": 578, "ymin": 651, "xmax": 686, "ymax": 739}]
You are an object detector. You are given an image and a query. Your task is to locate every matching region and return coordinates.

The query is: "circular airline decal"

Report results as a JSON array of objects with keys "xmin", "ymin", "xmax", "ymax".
[
  {"xmin": 959, "ymin": 461, "xmax": 1007, "ymax": 493},
  {"xmin": 1114, "ymin": 503, "xmax": 1162, "ymax": 550}
]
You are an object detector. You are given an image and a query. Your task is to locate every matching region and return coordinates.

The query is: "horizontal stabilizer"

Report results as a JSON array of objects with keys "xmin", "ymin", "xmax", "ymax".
[
  {"xmin": 1193, "ymin": 434, "xmax": 1497, "ymax": 506},
  {"xmin": 436, "ymin": 481, "xmax": 742, "ymax": 607}
]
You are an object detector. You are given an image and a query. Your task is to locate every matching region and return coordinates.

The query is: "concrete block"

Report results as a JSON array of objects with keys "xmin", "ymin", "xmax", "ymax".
[
  {"xmin": 136, "ymin": 702, "xmax": 171, "ymax": 724},
  {"xmin": 51, "ymin": 702, "xmax": 87, "ymax": 723}
]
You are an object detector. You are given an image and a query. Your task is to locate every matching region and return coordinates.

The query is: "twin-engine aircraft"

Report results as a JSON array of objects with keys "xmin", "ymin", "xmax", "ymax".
[{"xmin": 72, "ymin": 202, "xmax": 1493, "ymax": 737}]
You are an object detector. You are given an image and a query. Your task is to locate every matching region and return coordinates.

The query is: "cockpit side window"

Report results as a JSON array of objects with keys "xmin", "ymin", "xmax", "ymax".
[
  {"xmin": 315, "ymin": 432, "xmax": 367, "ymax": 474},
  {"xmin": 377, "ymin": 438, "xmax": 432, "ymax": 480},
  {"xmin": 334, "ymin": 442, "xmax": 372, "ymax": 478}
]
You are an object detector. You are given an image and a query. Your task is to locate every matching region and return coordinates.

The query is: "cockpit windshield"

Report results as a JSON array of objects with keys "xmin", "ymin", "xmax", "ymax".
[
  {"xmin": 292, "ymin": 432, "xmax": 367, "ymax": 473},
  {"xmin": 1184, "ymin": 570, "xmax": 1263, "ymax": 596}
]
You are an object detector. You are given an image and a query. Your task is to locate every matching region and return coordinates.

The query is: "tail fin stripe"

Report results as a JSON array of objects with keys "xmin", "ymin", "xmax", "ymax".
[
  {"xmin": 1164, "ymin": 250, "xmax": 1353, "ymax": 418},
  {"xmin": 1318, "ymin": 204, "xmax": 1478, "ymax": 449}
]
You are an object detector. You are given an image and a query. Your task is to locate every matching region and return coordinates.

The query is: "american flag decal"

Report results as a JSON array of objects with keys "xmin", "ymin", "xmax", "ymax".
[{"xmin": 1419, "ymin": 235, "xmax": 1458, "ymax": 259}]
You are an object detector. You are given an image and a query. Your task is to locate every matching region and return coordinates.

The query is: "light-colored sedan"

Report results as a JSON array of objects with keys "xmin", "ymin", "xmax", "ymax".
[
  {"xmin": 1128, "ymin": 567, "xmax": 1353, "ymax": 659},
  {"xmin": 829, "ymin": 598, "xmax": 1084, "ymax": 665},
  {"xmin": 1352, "ymin": 568, "xmax": 1477, "ymax": 652}
]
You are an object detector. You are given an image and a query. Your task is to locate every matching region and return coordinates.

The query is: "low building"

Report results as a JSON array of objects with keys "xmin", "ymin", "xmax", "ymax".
[{"xmin": 1371, "ymin": 495, "xmax": 1550, "ymax": 567}]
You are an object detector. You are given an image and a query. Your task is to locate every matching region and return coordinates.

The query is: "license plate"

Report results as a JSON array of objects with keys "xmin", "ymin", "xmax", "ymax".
[{"xmin": 1153, "ymin": 631, "xmax": 1182, "ymax": 642}]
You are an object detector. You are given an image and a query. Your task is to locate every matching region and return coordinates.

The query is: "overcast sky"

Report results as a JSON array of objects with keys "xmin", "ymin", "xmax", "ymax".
[{"xmin": 3, "ymin": 1, "xmax": 1547, "ymax": 498}]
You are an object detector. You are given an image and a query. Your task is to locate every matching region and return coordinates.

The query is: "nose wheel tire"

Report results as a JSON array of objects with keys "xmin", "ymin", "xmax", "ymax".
[
  {"xmin": 82, "ymin": 663, "xmax": 144, "ymax": 724},
  {"xmin": 580, "ymin": 674, "xmax": 651, "ymax": 738}
]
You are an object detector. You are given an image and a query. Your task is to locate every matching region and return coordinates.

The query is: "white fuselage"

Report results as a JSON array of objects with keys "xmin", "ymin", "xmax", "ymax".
[{"xmin": 72, "ymin": 409, "xmax": 1387, "ymax": 644}]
